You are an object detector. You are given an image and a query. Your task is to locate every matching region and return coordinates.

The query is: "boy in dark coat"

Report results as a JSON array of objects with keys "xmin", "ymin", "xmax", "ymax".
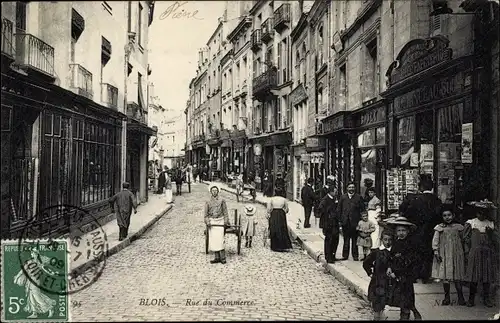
[
  {"xmin": 363, "ymin": 229, "xmax": 394, "ymax": 320},
  {"xmin": 109, "ymin": 182, "xmax": 138, "ymax": 241}
]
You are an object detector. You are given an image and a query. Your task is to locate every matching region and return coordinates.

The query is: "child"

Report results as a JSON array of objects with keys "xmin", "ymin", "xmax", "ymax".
[
  {"xmin": 363, "ymin": 229, "xmax": 394, "ymax": 320},
  {"xmin": 431, "ymin": 205, "xmax": 466, "ymax": 305},
  {"xmin": 464, "ymin": 199, "xmax": 498, "ymax": 307},
  {"xmin": 357, "ymin": 211, "xmax": 376, "ymax": 260},
  {"xmin": 386, "ymin": 216, "xmax": 422, "ymax": 320},
  {"xmin": 242, "ymin": 204, "xmax": 257, "ymax": 248}
]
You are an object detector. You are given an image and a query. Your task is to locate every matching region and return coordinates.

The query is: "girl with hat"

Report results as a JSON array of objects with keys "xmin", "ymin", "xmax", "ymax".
[
  {"xmin": 242, "ymin": 204, "xmax": 258, "ymax": 248},
  {"xmin": 385, "ymin": 216, "xmax": 423, "ymax": 320},
  {"xmin": 463, "ymin": 199, "xmax": 498, "ymax": 307},
  {"xmin": 204, "ymin": 183, "xmax": 230, "ymax": 264}
]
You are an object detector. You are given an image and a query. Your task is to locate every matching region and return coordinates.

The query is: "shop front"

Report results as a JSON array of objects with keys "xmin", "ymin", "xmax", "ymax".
[
  {"xmin": 207, "ymin": 135, "xmax": 220, "ymax": 180},
  {"xmin": 352, "ymin": 101, "xmax": 388, "ymax": 204},
  {"xmin": 382, "ymin": 35, "xmax": 491, "ymax": 214},
  {"xmin": 231, "ymin": 129, "xmax": 247, "ymax": 176},
  {"xmin": 305, "ymin": 137, "xmax": 327, "ymax": 190},
  {"xmin": 263, "ymin": 131, "xmax": 292, "ymax": 193},
  {"xmin": 220, "ymin": 129, "xmax": 231, "ymax": 181},
  {"xmin": 321, "ymin": 111, "xmax": 355, "ymax": 196},
  {"xmin": 292, "ymin": 144, "xmax": 306, "ymax": 202}
]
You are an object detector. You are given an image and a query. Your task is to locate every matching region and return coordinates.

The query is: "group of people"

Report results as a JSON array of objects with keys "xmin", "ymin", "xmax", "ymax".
[{"xmin": 156, "ymin": 164, "xmax": 198, "ymax": 203}]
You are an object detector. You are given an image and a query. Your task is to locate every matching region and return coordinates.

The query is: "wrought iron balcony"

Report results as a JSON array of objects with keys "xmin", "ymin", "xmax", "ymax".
[
  {"xmin": 250, "ymin": 29, "xmax": 262, "ymax": 51},
  {"xmin": 252, "ymin": 68, "xmax": 277, "ymax": 98},
  {"xmin": 261, "ymin": 18, "xmax": 274, "ymax": 42},
  {"xmin": 1, "ymin": 18, "xmax": 14, "ymax": 59},
  {"xmin": 127, "ymin": 103, "xmax": 146, "ymax": 124},
  {"xmin": 273, "ymin": 3, "xmax": 291, "ymax": 32},
  {"xmin": 70, "ymin": 64, "xmax": 93, "ymax": 99},
  {"xmin": 101, "ymin": 83, "xmax": 118, "ymax": 109},
  {"xmin": 15, "ymin": 33, "xmax": 55, "ymax": 77}
]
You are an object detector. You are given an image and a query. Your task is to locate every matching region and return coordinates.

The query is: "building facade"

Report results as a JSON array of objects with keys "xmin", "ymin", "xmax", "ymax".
[{"xmin": 1, "ymin": 1, "xmax": 156, "ymax": 239}]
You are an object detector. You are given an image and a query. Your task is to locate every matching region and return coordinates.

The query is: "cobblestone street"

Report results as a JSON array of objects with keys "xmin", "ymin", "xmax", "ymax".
[{"xmin": 71, "ymin": 183, "xmax": 372, "ymax": 321}]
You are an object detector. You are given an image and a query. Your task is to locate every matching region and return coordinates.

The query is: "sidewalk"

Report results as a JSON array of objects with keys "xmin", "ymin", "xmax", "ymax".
[
  {"xmin": 202, "ymin": 180, "xmax": 499, "ymax": 320},
  {"xmin": 71, "ymin": 193, "xmax": 173, "ymax": 275}
]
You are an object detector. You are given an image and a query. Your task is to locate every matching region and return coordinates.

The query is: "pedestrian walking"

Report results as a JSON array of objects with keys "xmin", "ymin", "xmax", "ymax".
[
  {"xmin": 242, "ymin": 204, "xmax": 257, "ymax": 248},
  {"xmin": 463, "ymin": 199, "xmax": 498, "ymax": 307},
  {"xmin": 399, "ymin": 177, "xmax": 442, "ymax": 283},
  {"xmin": 109, "ymin": 182, "xmax": 137, "ymax": 241},
  {"xmin": 317, "ymin": 185, "xmax": 340, "ymax": 263},
  {"xmin": 385, "ymin": 216, "xmax": 422, "ymax": 320},
  {"xmin": 175, "ymin": 168, "xmax": 183, "ymax": 196},
  {"xmin": 338, "ymin": 182, "xmax": 366, "ymax": 261},
  {"xmin": 185, "ymin": 164, "xmax": 193, "ymax": 193},
  {"xmin": 300, "ymin": 178, "xmax": 317, "ymax": 229},
  {"xmin": 157, "ymin": 167, "xmax": 166, "ymax": 194},
  {"xmin": 357, "ymin": 211, "xmax": 376, "ymax": 261},
  {"xmin": 363, "ymin": 229, "xmax": 394, "ymax": 321},
  {"xmin": 164, "ymin": 170, "xmax": 173, "ymax": 204},
  {"xmin": 366, "ymin": 187, "xmax": 382, "ymax": 249},
  {"xmin": 266, "ymin": 186, "xmax": 293, "ymax": 252},
  {"xmin": 204, "ymin": 183, "xmax": 230, "ymax": 264},
  {"xmin": 431, "ymin": 205, "xmax": 466, "ymax": 306}
]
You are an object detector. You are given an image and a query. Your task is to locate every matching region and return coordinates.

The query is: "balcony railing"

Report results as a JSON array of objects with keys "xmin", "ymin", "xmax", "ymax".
[
  {"xmin": 127, "ymin": 103, "xmax": 146, "ymax": 123},
  {"xmin": 70, "ymin": 64, "xmax": 93, "ymax": 99},
  {"xmin": 1, "ymin": 18, "xmax": 14, "ymax": 58},
  {"xmin": 101, "ymin": 83, "xmax": 118, "ymax": 109},
  {"xmin": 273, "ymin": 3, "xmax": 291, "ymax": 32},
  {"xmin": 15, "ymin": 33, "xmax": 55, "ymax": 77},
  {"xmin": 251, "ymin": 29, "xmax": 262, "ymax": 51},
  {"xmin": 261, "ymin": 18, "xmax": 274, "ymax": 42},
  {"xmin": 252, "ymin": 68, "xmax": 277, "ymax": 97}
]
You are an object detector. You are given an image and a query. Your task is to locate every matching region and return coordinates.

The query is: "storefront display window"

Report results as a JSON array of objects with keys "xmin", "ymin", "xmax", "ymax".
[
  {"xmin": 437, "ymin": 103, "xmax": 463, "ymax": 204},
  {"xmin": 357, "ymin": 127, "xmax": 385, "ymax": 199},
  {"xmin": 397, "ymin": 117, "xmax": 415, "ymax": 165}
]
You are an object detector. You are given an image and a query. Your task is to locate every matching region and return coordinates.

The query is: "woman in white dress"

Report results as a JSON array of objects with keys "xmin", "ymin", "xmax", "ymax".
[
  {"xmin": 366, "ymin": 187, "xmax": 382, "ymax": 249},
  {"xmin": 164, "ymin": 171, "xmax": 173, "ymax": 203}
]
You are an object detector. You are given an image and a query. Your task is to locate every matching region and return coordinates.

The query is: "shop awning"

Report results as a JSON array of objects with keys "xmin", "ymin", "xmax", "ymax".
[{"xmin": 127, "ymin": 120, "xmax": 156, "ymax": 136}]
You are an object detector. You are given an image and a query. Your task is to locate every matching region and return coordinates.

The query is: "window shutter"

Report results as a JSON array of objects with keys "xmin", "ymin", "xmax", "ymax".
[
  {"xmin": 277, "ymin": 42, "xmax": 282, "ymax": 83},
  {"xmin": 431, "ymin": 15, "xmax": 441, "ymax": 35}
]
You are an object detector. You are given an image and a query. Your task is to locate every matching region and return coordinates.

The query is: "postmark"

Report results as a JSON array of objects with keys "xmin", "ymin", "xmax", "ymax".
[
  {"xmin": 16, "ymin": 204, "xmax": 108, "ymax": 296},
  {"xmin": 2, "ymin": 240, "xmax": 69, "ymax": 322}
]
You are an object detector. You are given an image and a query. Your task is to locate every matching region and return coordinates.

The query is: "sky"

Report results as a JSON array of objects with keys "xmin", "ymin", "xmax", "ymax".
[{"xmin": 148, "ymin": 1, "xmax": 226, "ymax": 113}]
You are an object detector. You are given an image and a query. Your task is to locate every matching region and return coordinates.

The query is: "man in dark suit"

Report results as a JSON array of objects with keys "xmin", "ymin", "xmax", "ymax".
[
  {"xmin": 301, "ymin": 178, "xmax": 317, "ymax": 228},
  {"xmin": 338, "ymin": 182, "xmax": 365, "ymax": 261},
  {"xmin": 399, "ymin": 178, "xmax": 442, "ymax": 282},
  {"xmin": 318, "ymin": 185, "xmax": 340, "ymax": 263}
]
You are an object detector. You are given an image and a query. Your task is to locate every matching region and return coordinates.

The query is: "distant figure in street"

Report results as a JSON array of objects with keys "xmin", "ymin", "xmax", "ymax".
[
  {"xmin": 275, "ymin": 173, "xmax": 285, "ymax": 197},
  {"xmin": 174, "ymin": 168, "xmax": 183, "ymax": 196},
  {"xmin": 109, "ymin": 182, "xmax": 137, "ymax": 241},
  {"xmin": 157, "ymin": 167, "xmax": 166, "ymax": 194},
  {"xmin": 185, "ymin": 164, "xmax": 193, "ymax": 193},
  {"xmin": 242, "ymin": 204, "xmax": 257, "ymax": 248},
  {"xmin": 317, "ymin": 185, "xmax": 340, "ymax": 263},
  {"xmin": 193, "ymin": 164, "xmax": 199, "ymax": 183},
  {"xmin": 164, "ymin": 168, "xmax": 173, "ymax": 204},
  {"xmin": 301, "ymin": 178, "xmax": 317, "ymax": 228},
  {"xmin": 338, "ymin": 182, "xmax": 365, "ymax": 261},
  {"xmin": 204, "ymin": 184, "xmax": 230, "ymax": 264},
  {"xmin": 266, "ymin": 186, "xmax": 292, "ymax": 252}
]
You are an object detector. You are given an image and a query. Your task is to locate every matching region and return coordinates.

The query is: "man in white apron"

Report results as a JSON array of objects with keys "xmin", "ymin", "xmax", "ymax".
[{"xmin": 204, "ymin": 184, "xmax": 230, "ymax": 264}]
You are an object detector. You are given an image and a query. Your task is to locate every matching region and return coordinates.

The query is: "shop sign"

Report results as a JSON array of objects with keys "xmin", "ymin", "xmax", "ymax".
[
  {"xmin": 305, "ymin": 137, "xmax": 326, "ymax": 149},
  {"xmin": 253, "ymin": 143, "xmax": 262, "ymax": 156},
  {"xmin": 301, "ymin": 153, "xmax": 311, "ymax": 162},
  {"xmin": 461, "ymin": 123, "xmax": 473, "ymax": 163},
  {"xmin": 359, "ymin": 106, "xmax": 386, "ymax": 127},
  {"xmin": 322, "ymin": 112, "xmax": 351, "ymax": 134},
  {"xmin": 290, "ymin": 84, "xmax": 307, "ymax": 106},
  {"xmin": 386, "ymin": 35, "xmax": 452, "ymax": 87},
  {"xmin": 393, "ymin": 72, "xmax": 464, "ymax": 114}
]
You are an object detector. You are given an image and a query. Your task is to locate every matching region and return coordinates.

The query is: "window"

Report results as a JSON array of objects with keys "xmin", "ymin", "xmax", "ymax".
[
  {"xmin": 286, "ymin": 94, "xmax": 291, "ymax": 128},
  {"xmin": 317, "ymin": 87, "xmax": 322, "ymax": 114},
  {"xmin": 16, "ymin": 1, "xmax": 27, "ymax": 31},
  {"xmin": 295, "ymin": 51, "xmax": 300, "ymax": 82},
  {"xmin": 282, "ymin": 38, "xmax": 289, "ymax": 82},
  {"xmin": 302, "ymin": 43, "xmax": 307, "ymax": 83},
  {"xmin": 364, "ymin": 38, "xmax": 378, "ymax": 101},
  {"xmin": 266, "ymin": 45, "xmax": 273, "ymax": 67},
  {"xmin": 339, "ymin": 64, "xmax": 347, "ymax": 110},
  {"xmin": 277, "ymin": 97, "xmax": 282, "ymax": 129},
  {"xmin": 138, "ymin": 3, "xmax": 143, "ymax": 47},
  {"xmin": 318, "ymin": 26, "xmax": 324, "ymax": 67},
  {"xmin": 397, "ymin": 116, "xmax": 415, "ymax": 164},
  {"xmin": 277, "ymin": 42, "xmax": 282, "ymax": 83}
]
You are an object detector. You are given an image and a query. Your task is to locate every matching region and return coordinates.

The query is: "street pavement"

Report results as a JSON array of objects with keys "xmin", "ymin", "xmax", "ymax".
[{"xmin": 71, "ymin": 182, "xmax": 373, "ymax": 321}]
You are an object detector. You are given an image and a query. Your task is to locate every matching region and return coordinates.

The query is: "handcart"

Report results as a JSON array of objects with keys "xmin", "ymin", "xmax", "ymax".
[{"xmin": 205, "ymin": 209, "xmax": 242, "ymax": 255}]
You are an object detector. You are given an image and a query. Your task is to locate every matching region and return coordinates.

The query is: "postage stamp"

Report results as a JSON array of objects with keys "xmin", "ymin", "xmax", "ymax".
[
  {"xmin": 2, "ymin": 239, "xmax": 69, "ymax": 322},
  {"xmin": 17, "ymin": 204, "xmax": 109, "ymax": 295}
]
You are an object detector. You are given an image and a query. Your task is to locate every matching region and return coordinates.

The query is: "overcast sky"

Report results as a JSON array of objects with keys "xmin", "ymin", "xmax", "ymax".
[{"xmin": 148, "ymin": 1, "xmax": 225, "ymax": 113}]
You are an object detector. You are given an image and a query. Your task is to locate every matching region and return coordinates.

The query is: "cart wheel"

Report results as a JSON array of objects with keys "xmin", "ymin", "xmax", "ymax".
[
  {"xmin": 205, "ymin": 227, "xmax": 209, "ymax": 254},
  {"xmin": 237, "ymin": 229, "xmax": 242, "ymax": 255}
]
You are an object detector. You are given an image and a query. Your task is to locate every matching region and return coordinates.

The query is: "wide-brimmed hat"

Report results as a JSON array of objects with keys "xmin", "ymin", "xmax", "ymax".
[
  {"xmin": 208, "ymin": 183, "xmax": 221, "ymax": 193},
  {"xmin": 386, "ymin": 216, "xmax": 417, "ymax": 229},
  {"xmin": 244, "ymin": 205, "xmax": 256, "ymax": 216},
  {"xmin": 467, "ymin": 199, "xmax": 498, "ymax": 209}
]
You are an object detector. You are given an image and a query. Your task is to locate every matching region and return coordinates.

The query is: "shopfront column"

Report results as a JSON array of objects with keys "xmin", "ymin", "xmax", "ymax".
[{"xmin": 139, "ymin": 133, "xmax": 148, "ymax": 203}]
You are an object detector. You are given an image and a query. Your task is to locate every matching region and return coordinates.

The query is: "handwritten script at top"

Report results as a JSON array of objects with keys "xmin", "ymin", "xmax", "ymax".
[{"xmin": 159, "ymin": 1, "xmax": 203, "ymax": 21}]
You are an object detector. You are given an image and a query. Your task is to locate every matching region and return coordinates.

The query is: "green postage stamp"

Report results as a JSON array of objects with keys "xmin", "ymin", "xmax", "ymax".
[{"xmin": 2, "ymin": 240, "xmax": 69, "ymax": 322}]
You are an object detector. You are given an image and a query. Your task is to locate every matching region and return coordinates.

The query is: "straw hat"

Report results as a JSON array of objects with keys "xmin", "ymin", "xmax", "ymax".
[
  {"xmin": 467, "ymin": 199, "xmax": 498, "ymax": 209},
  {"xmin": 244, "ymin": 205, "xmax": 256, "ymax": 216},
  {"xmin": 208, "ymin": 183, "xmax": 221, "ymax": 193},
  {"xmin": 385, "ymin": 216, "xmax": 417, "ymax": 229}
]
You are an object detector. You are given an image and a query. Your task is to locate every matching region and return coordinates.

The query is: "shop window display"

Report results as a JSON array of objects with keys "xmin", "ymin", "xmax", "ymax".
[{"xmin": 357, "ymin": 127, "xmax": 385, "ymax": 199}]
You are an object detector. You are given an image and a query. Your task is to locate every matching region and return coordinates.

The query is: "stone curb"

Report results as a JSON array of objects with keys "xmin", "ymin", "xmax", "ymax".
[
  {"xmin": 202, "ymin": 181, "xmax": 369, "ymax": 302},
  {"xmin": 71, "ymin": 204, "xmax": 174, "ymax": 276}
]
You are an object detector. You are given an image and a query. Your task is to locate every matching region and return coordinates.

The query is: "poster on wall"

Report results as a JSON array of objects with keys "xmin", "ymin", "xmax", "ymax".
[
  {"xmin": 461, "ymin": 123, "xmax": 473, "ymax": 163},
  {"xmin": 420, "ymin": 144, "xmax": 434, "ymax": 162}
]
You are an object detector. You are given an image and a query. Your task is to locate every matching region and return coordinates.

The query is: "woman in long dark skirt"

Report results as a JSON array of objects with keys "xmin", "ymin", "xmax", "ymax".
[{"xmin": 266, "ymin": 187, "xmax": 292, "ymax": 252}]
